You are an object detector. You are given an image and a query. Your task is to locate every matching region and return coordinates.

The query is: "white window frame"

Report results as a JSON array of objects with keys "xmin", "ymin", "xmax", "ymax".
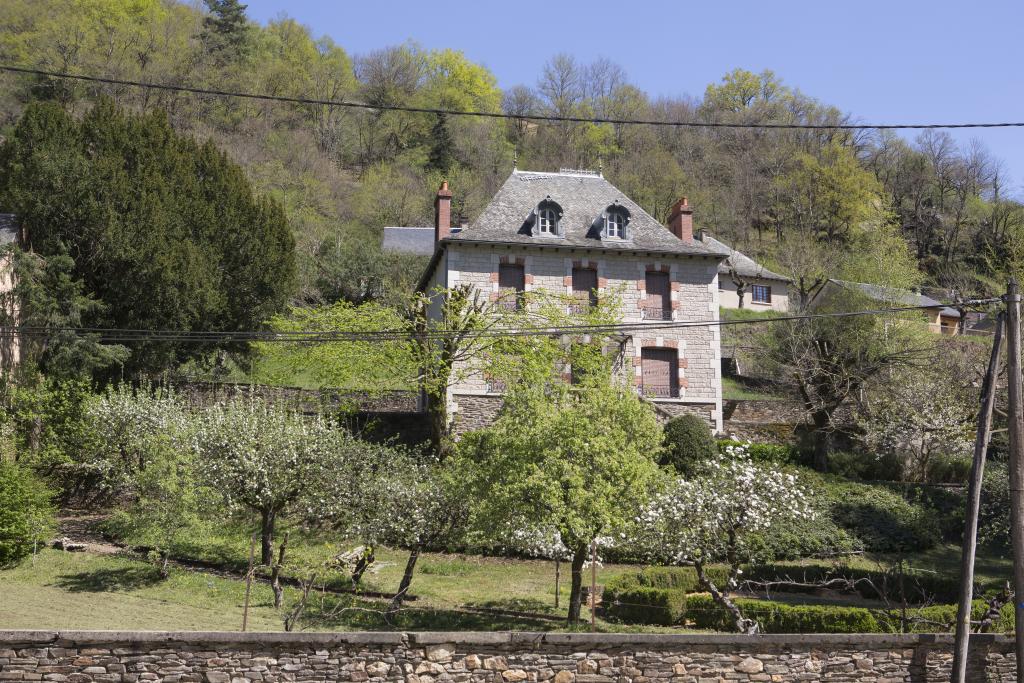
[
  {"xmin": 606, "ymin": 212, "xmax": 624, "ymax": 238},
  {"xmin": 537, "ymin": 208, "xmax": 557, "ymax": 235}
]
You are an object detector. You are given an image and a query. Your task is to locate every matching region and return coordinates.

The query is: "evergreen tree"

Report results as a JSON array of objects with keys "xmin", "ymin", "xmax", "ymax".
[
  {"xmin": 201, "ymin": 0, "xmax": 250, "ymax": 58},
  {"xmin": 0, "ymin": 100, "xmax": 296, "ymax": 377},
  {"xmin": 426, "ymin": 113, "xmax": 455, "ymax": 174}
]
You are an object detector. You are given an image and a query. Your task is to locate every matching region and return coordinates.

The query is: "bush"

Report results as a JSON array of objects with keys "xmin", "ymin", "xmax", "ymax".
[
  {"xmin": 662, "ymin": 414, "xmax": 716, "ymax": 473},
  {"xmin": 717, "ymin": 439, "xmax": 803, "ymax": 467},
  {"xmin": 802, "ymin": 473, "xmax": 940, "ymax": 553},
  {"xmin": 686, "ymin": 594, "xmax": 880, "ymax": 633},
  {"xmin": 604, "ymin": 585, "xmax": 687, "ymax": 625},
  {"xmin": 0, "ymin": 461, "xmax": 56, "ymax": 566}
]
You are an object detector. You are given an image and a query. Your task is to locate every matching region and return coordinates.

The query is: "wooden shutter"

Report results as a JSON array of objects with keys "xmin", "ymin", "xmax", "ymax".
[
  {"xmin": 645, "ymin": 272, "xmax": 670, "ymax": 310},
  {"xmin": 572, "ymin": 268, "xmax": 598, "ymax": 306},
  {"xmin": 499, "ymin": 264, "xmax": 525, "ymax": 291},
  {"xmin": 641, "ymin": 348, "xmax": 678, "ymax": 398}
]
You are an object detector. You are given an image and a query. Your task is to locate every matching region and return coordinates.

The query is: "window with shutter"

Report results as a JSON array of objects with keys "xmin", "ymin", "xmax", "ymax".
[
  {"xmin": 644, "ymin": 272, "xmax": 671, "ymax": 320},
  {"xmin": 640, "ymin": 348, "xmax": 679, "ymax": 398},
  {"xmin": 498, "ymin": 264, "xmax": 525, "ymax": 311},
  {"xmin": 571, "ymin": 268, "xmax": 598, "ymax": 312}
]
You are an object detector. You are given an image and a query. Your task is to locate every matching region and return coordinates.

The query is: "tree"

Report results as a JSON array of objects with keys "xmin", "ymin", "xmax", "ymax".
[
  {"xmin": 200, "ymin": 0, "xmax": 250, "ymax": 59},
  {"xmin": 0, "ymin": 460, "xmax": 55, "ymax": 566},
  {"xmin": 761, "ymin": 287, "xmax": 936, "ymax": 469},
  {"xmin": 407, "ymin": 285, "xmax": 505, "ymax": 458},
  {"xmin": 461, "ymin": 299, "xmax": 663, "ymax": 623},
  {"xmin": 636, "ymin": 443, "xmax": 812, "ymax": 633},
  {"xmin": 857, "ymin": 361, "xmax": 975, "ymax": 482},
  {"xmin": 0, "ymin": 246, "xmax": 128, "ymax": 380},
  {"xmin": 193, "ymin": 398, "xmax": 346, "ymax": 565},
  {"xmin": 0, "ymin": 100, "xmax": 296, "ymax": 376},
  {"xmin": 255, "ymin": 300, "xmax": 416, "ymax": 392},
  {"xmin": 426, "ymin": 114, "xmax": 455, "ymax": 174}
]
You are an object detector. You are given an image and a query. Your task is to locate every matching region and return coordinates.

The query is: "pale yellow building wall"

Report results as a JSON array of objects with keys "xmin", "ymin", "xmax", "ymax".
[{"xmin": 717, "ymin": 277, "xmax": 790, "ymax": 312}]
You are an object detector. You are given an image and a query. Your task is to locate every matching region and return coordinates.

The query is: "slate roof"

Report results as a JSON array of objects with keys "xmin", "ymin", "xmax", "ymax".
[
  {"xmin": 448, "ymin": 170, "xmax": 730, "ymax": 258},
  {"xmin": 827, "ymin": 279, "xmax": 960, "ymax": 318},
  {"xmin": 0, "ymin": 214, "xmax": 18, "ymax": 245},
  {"xmin": 383, "ymin": 226, "xmax": 434, "ymax": 256},
  {"xmin": 702, "ymin": 235, "xmax": 790, "ymax": 282}
]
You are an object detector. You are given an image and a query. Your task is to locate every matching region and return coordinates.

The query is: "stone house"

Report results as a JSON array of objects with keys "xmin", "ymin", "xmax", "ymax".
[
  {"xmin": 811, "ymin": 279, "xmax": 961, "ymax": 335},
  {"xmin": 409, "ymin": 169, "xmax": 730, "ymax": 433},
  {"xmin": 703, "ymin": 235, "xmax": 790, "ymax": 312}
]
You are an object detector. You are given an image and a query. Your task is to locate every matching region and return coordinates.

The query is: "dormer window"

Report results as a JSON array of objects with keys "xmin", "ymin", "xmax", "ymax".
[
  {"xmin": 606, "ymin": 212, "xmax": 625, "ymax": 238},
  {"xmin": 532, "ymin": 197, "xmax": 563, "ymax": 237},
  {"xmin": 538, "ymin": 208, "xmax": 557, "ymax": 235},
  {"xmin": 601, "ymin": 203, "xmax": 630, "ymax": 240}
]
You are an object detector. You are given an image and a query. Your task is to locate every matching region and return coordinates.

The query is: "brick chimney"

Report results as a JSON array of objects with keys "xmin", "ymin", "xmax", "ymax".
[
  {"xmin": 434, "ymin": 180, "xmax": 453, "ymax": 243},
  {"xmin": 667, "ymin": 197, "xmax": 694, "ymax": 242}
]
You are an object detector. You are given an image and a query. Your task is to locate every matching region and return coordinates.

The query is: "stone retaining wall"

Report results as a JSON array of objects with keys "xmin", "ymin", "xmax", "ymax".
[{"xmin": 0, "ymin": 631, "xmax": 1015, "ymax": 683}]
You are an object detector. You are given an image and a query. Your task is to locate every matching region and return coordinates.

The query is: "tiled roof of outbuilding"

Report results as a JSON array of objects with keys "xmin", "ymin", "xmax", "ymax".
[
  {"xmin": 449, "ymin": 170, "xmax": 729, "ymax": 258},
  {"xmin": 701, "ymin": 235, "xmax": 790, "ymax": 282},
  {"xmin": 383, "ymin": 226, "xmax": 434, "ymax": 256}
]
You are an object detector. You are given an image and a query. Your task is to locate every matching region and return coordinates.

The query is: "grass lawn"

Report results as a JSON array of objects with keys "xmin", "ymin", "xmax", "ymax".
[
  {"xmin": 0, "ymin": 545, "xmax": 648, "ymax": 632},
  {"xmin": 722, "ymin": 377, "xmax": 787, "ymax": 401},
  {"xmin": 1, "ymin": 541, "xmax": 1011, "ymax": 632},
  {"xmin": 0, "ymin": 550, "xmax": 284, "ymax": 631}
]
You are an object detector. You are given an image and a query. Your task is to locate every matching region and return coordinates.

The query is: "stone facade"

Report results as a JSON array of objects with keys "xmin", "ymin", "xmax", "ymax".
[
  {"xmin": 432, "ymin": 243, "xmax": 724, "ymax": 432},
  {"xmin": 0, "ymin": 631, "xmax": 1016, "ymax": 683}
]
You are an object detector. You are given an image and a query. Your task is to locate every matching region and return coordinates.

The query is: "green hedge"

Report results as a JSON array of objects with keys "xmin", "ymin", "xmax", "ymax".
[
  {"xmin": 685, "ymin": 594, "xmax": 880, "ymax": 633},
  {"xmin": 736, "ymin": 563, "xmax": 982, "ymax": 605},
  {"xmin": 604, "ymin": 585, "xmax": 687, "ymax": 625}
]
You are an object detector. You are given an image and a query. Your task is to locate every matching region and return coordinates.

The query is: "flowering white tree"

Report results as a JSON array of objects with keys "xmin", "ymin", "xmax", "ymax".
[
  {"xmin": 637, "ymin": 444, "xmax": 813, "ymax": 633},
  {"xmin": 857, "ymin": 370, "xmax": 973, "ymax": 481},
  {"xmin": 193, "ymin": 398, "xmax": 351, "ymax": 565},
  {"xmin": 87, "ymin": 383, "xmax": 192, "ymax": 490},
  {"xmin": 346, "ymin": 452, "xmax": 469, "ymax": 613}
]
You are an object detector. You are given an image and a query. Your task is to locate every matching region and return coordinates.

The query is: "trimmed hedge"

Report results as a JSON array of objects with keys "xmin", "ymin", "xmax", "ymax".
[
  {"xmin": 604, "ymin": 585, "xmax": 687, "ymax": 625},
  {"xmin": 685, "ymin": 594, "xmax": 880, "ymax": 633}
]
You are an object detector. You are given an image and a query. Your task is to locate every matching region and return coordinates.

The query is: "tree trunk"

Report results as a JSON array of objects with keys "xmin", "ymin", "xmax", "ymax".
[
  {"xmin": 260, "ymin": 508, "xmax": 275, "ymax": 566},
  {"xmin": 811, "ymin": 411, "xmax": 833, "ymax": 472},
  {"xmin": 389, "ymin": 546, "xmax": 420, "ymax": 613},
  {"xmin": 351, "ymin": 546, "xmax": 375, "ymax": 588},
  {"xmin": 271, "ymin": 532, "xmax": 289, "ymax": 609},
  {"xmin": 566, "ymin": 544, "xmax": 588, "ymax": 625},
  {"xmin": 695, "ymin": 560, "xmax": 759, "ymax": 634}
]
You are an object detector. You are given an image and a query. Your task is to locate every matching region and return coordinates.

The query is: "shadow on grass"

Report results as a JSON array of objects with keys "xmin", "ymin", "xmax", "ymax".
[
  {"xmin": 294, "ymin": 594, "xmax": 561, "ymax": 632},
  {"xmin": 54, "ymin": 565, "xmax": 164, "ymax": 592},
  {"xmin": 465, "ymin": 597, "xmax": 561, "ymax": 617}
]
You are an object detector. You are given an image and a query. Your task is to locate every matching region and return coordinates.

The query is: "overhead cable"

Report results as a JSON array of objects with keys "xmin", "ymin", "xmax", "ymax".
[{"xmin": 2, "ymin": 65, "xmax": 1023, "ymax": 131}]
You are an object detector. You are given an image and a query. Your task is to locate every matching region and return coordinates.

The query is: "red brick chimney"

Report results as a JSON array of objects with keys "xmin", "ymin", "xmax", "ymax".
[
  {"xmin": 435, "ymin": 180, "xmax": 453, "ymax": 243},
  {"xmin": 667, "ymin": 197, "xmax": 694, "ymax": 242}
]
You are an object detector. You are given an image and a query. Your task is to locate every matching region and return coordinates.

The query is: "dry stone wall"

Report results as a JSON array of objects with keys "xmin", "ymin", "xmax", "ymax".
[{"xmin": 0, "ymin": 631, "xmax": 1016, "ymax": 683}]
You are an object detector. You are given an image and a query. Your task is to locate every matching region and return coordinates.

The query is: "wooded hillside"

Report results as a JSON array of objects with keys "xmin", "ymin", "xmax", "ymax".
[{"xmin": 1, "ymin": 0, "xmax": 1021, "ymax": 310}]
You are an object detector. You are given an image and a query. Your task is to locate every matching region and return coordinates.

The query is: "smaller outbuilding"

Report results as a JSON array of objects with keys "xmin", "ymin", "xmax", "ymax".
[{"xmin": 701, "ymin": 235, "xmax": 791, "ymax": 312}]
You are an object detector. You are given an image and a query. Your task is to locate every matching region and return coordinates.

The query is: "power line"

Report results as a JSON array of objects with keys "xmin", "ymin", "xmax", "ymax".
[
  {"xmin": 0, "ymin": 298, "xmax": 1000, "ymax": 345},
  {"xmin": 3, "ymin": 64, "xmax": 1024, "ymax": 131}
]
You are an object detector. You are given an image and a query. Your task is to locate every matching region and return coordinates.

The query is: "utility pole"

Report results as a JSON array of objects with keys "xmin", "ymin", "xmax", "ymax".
[
  {"xmin": 1006, "ymin": 279, "xmax": 1024, "ymax": 683},
  {"xmin": 590, "ymin": 540, "xmax": 597, "ymax": 632},
  {"xmin": 952, "ymin": 311, "xmax": 1004, "ymax": 683}
]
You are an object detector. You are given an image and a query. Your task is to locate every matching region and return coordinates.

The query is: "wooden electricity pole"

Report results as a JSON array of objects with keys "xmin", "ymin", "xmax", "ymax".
[
  {"xmin": 1006, "ymin": 279, "xmax": 1024, "ymax": 683},
  {"xmin": 952, "ymin": 311, "xmax": 1005, "ymax": 683},
  {"xmin": 590, "ymin": 540, "xmax": 597, "ymax": 632}
]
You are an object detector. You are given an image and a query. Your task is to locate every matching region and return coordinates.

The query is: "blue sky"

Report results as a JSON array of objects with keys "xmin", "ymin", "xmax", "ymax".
[{"xmin": 244, "ymin": 0, "xmax": 1024, "ymax": 196}]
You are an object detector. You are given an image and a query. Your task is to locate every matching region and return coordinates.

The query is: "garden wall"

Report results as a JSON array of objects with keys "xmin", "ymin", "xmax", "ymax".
[{"xmin": 0, "ymin": 630, "xmax": 1016, "ymax": 683}]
